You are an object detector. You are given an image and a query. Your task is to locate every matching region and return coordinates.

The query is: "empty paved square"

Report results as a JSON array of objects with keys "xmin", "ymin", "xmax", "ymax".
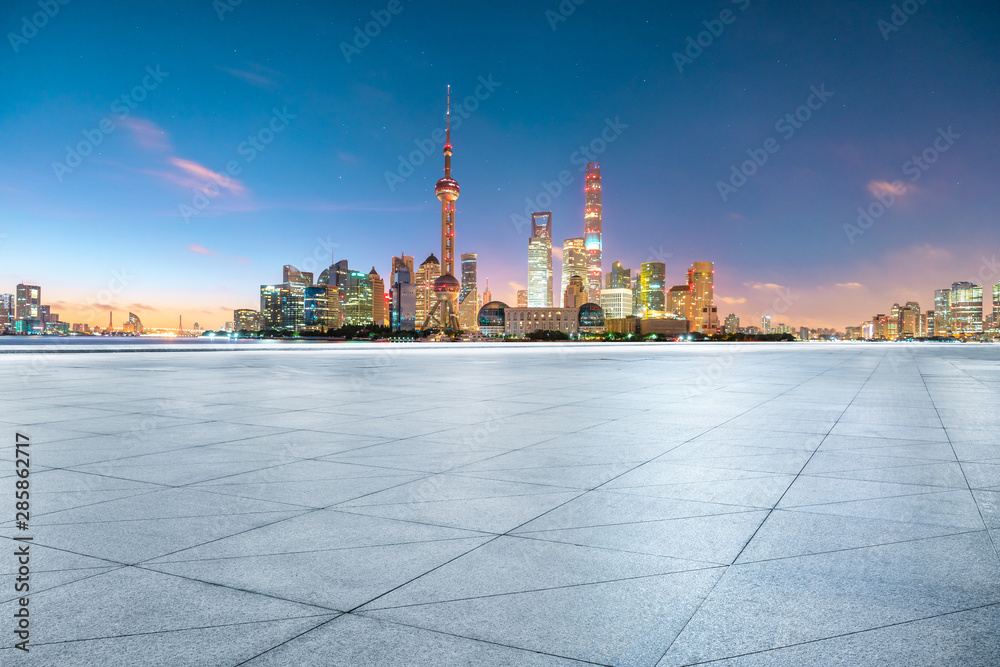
[{"xmin": 2, "ymin": 342, "xmax": 998, "ymax": 665}]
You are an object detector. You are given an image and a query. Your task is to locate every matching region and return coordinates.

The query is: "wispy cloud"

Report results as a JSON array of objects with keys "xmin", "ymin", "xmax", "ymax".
[
  {"xmin": 216, "ymin": 64, "xmax": 281, "ymax": 90},
  {"xmin": 188, "ymin": 244, "xmax": 216, "ymax": 255},
  {"xmin": 169, "ymin": 158, "xmax": 247, "ymax": 195},
  {"xmin": 746, "ymin": 282, "xmax": 785, "ymax": 291},
  {"xmin": 866, "ymin": 180, "xmax": 912, "ymax": 198},
  {"xmin": 121, "ymin": 117, "xmax": 172, "ymax": 152},
  {"xmin": 127, "ymin": 303, "xmax": 159, "ymax": 311},
  {"xmin": 835, "ymin": 282, "xmax": 865, "ymax": 289},
  {"xmin": 718, "ymin": 296, "xmax": 746, "ymax": 304}
]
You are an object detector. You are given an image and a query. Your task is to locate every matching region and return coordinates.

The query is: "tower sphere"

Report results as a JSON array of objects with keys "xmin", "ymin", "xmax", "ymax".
[
  {"xmin": 435, "ymin": 177, "xmax": 460, "ymax": 202},
  {"xmin": 432, "ymin": 273, "xmax": 461, "ymax": 293}
]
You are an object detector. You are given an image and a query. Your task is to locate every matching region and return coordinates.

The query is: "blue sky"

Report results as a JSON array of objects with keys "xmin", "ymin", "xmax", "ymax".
[{"xmin": 1, "ymin": 0, "xmax": 998, "ymax": 328}]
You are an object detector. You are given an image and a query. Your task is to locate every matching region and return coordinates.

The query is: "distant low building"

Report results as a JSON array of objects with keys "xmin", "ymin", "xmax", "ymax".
[{"xmin": 638, "ymin": 317, "xmax": 688, "ymax": 337}]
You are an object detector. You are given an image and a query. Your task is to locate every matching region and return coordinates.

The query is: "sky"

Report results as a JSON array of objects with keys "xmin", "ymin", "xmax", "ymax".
[{"xmin": 1, "ymin": 0, "xmax": 998, "ymax": 330}]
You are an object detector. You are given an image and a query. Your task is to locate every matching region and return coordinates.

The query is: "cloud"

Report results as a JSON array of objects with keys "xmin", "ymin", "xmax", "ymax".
[
  {"xmin": 127, "ymin": 303, "xmax": 159, "ymax": 312},
  {"xmin": 188, "ymin": 244, "xmax": 216, "ymax": 255},
  {"xmin": 746, "ymin": 282, "xmax": 786, "ymax": 291},
  {"xmin": 507, "ymin": 281, "xmax": 524, "ymax": 291},
  {"xmin": 121, "ymin": 117, "xmax": 171, "ymax": 152},
  {"xmin": 717, "ymin": 296, "xmax": 746, "ymax": 304},
  {"xmin": 216, "ymin": 64, "xmax": 280, "ymax": 90},
  {"xmin": 835, "ymin": 282, "xmax": 865, "ymax": 289},
  {"xmin": 169, "ymin": 157, "xmax": 247, "ymax": 195},
  {"xmin": 866, "ymin": 180, "xmax": 911, "ymax": 198}
]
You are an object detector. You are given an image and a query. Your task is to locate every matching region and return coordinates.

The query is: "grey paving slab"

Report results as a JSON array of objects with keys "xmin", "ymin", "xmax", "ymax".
[{"xmin": 2, "ymin": 342, "xmax": 998, "ymax": 665}]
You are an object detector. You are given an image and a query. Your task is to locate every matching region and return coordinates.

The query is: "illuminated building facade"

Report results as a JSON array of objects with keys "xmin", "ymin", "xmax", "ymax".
[
  {"xmin": 600, "ymin": 288, "xmax": 633, "ymax": 319},
  {"xmin": 606, "ymin": 261, "xmax": 631, "ymax": 290},
  {"xmin": 502, "ymin": 303, "xmax": 606, "ymax": 337},
  {"xmin": 639, "ymin": 262, "xmax": 666, "ymax": 316},
  {"xmin": 259, "ymin": 284, "xmax": 284, "ymax": 330},
  {"xmin": 15, "ymin": 283, "xmax": 41, "ymax": 324},
  {"xmin": 950, "ymin": 281, "xmax": 983, "ymax": 336},
  {"xmin": 0, "ymin": 294, "xmax": 13, "ymax": 333},
  {"xmin": 124, "ymin": 312, "xmax": 143, "ymax": 335},
  {"xmin": 528, "ymin": 211, "xmax": 553, "ymax": 307},
  {"xmin": 369, "ymin": 267, "xmax": 385, "ymax": 326},
  {"xmin": 723, "ymin": 313, "xmax": 740, "ymax": 334},
  {"xmin": 390, "ymin": 261, "xmax": 416, "ymax": 331},
  {"xmin": 517, "ymin": 289, "xmax": 528, "ymax": 308},
  {"xmin": 477, "ymin": 300, "xmax": 508, "ymax": 337},
  {"xmin": 667, "ymin": 284, "xmax": 694, "ymax": 322},
  {"xmin": 342, "ymin": 270, "xmax": 374, "ymax": 326},
  {"xmin": 687, "ymin": 261, "xmax": 718, "ymax": 334},
  {"xmin": 561, "ymin": 238, "xmax": 586, "ymax": 307},
  {"xmin": 933, "ymin": 288, "xmax": 951, "ymax": 335},
  {"xmin": 584, "ymin": 163, "xmax": 602, "ymax": 303},
  {"xmin": 563, "ymin": 275, "xmax": 586, "ymax": 310},
  {"xmin": 415, "ymin": 254, "xmax": 440, "ymax": 326},
  {"xmin": 234, "ymin": 309, "xmax": 263, "ymax": 332}
]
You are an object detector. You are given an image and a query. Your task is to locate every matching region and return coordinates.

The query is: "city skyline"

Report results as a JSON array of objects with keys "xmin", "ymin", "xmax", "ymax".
[{"xmin": 2, "ymin": 2, "xmax": 998, "ymax": 330}]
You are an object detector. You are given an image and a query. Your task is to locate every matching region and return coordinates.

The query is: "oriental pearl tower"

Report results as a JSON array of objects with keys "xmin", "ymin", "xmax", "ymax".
[{"xmin": 422, "ymin": 85, "xmax": 462, "ymax": 331}]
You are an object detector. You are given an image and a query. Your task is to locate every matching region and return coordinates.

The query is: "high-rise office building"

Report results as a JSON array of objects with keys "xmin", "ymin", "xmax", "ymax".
[
  {"xmin": 950, "ymin": 281, "xmax": 983, "ymax": 336},
  {"xmin": 415, "ymin": 254, "xmax": 440, "ymax": 326},
  {"xmin": 259, "ymin": 284, "xmax": 285, "ymax": 330},
  {"xmin": 15, "ymin": 284, "xmax": 41, "ymax": 322},
  {"xmin": 639, "ymin": 262, "xmax": 666, "ymax": 316},
  {"xmin": 933, "ymin": 288, "xmax": 951, "ymax": 336},
  {"xmin": 391, "ymin": 255, "xmax": 414, "ymax": 289},
  {"xmin": 687, "ymin": 262, "xmax": 718, "ymax": 334},
  {"xmin": 563, "ymin": 275, "xmax": 586, "ymax": 310},
  {"xmin": 234, "ymin": 309, "xmax": 263, "ymax": 332},
  {"xmin": 460, "ymin": 253, "xmax": 477, "ymax": 304},
  {"xmin": 304, "ymin": 285, "xmax": 332, "ymax": 331},
  {"xmin": 584, "ymin": 163, "xmax": 602, "ymax": 303},
  {"xmin": 342, "ymin": 269, "xmax": 374, "ymax": 326},
  {"xmin": 898, "ymin": 301, "xmax": 920, "ymax": 338},
  {"xmin": 600, "ymin": 288, "xmax": 633, "ymax": 319},
  {"xmin": 723, "ymin": 313, "xmax": 740, "ymax": 334},
  {"xmin": 516, "ymin": 289, "xmax": 528, "ymax": 308},
  {"xmin": 994, "ymin": 282, "xmax": 1000, "ymax": 328},
  {"xmin": 459, "ymin": 253, "xmax": 479, "ymax": 330},
  {"xmin": 528, "ymin": 211, "xmax": 553, "ymax": 307},
  {"xmin": 0, "ymin": 294, "xmax": 14, "ymax": 332},
  {"xmin": 667, "ymin": 284, "xmax": 694, "ymax": 322},
  {"xmin": 606, "ymin": 261, "xmax": 631, "ymax": 290},
  {"xmin": 761, "ymin": 314, "xmax": 772, "ymax": 334},
  {"xmin": 561, "ymin": 238, "xmax": 586, "ymax": 307},
  {"xmin": 369, "ymin": 267, "xmax": 385, "ymax": 326},
  {"xmin": 424, "ymin": 86, "xmax": 462, "ymax": 330}
]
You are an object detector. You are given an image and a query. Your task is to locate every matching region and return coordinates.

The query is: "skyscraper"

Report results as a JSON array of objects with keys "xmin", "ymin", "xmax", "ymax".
[
  {"xmin": 584, "ymin": 163, "xmax": 602, "ymax": 303},
  {"xmin": 950, "ymin": 281, "xmax": 983, "ymax": 336},
  {"xmin": 606, "ymin": 261, "xmax": 631, "ymax": 290},
  {"xmin": 459, "ymin": 253, "xmax": 479, "ymax": 330},
  {"xmin": 528, "ymin": 211, "xmax": 553, "ymax": 307},
  {"xmin": 639, "ymin": 262, "xmax": 666, "ymax": 316},
  {"xmin": 561, "ymin": 238, "xmax": 586, "ymax": 307},
  {"xmin": 563, "ymin": 275, "xmax": 586, "ymax": 309},
  {"xmin": 723, "ymin": 313, "xmax": 740, "ymax": 334},
  {"xmin": 934, "ymin": 288, "xmax": 951, "ymax": 336},
  {"xmin": 259, "ymin": 284, "xmax": 284, "ymax": 330},
  {"xmin": 369, "ymin": 267, "xmax": 385, "ymax": 326},
  {"xmin": 687, "ymin": 262, "xmax": 718, "ymax": 334},
  {"xmin": 342, "ymin": 269, "xmax": 374, "ymax": 326},
  {"xmin": 600, "ymin": 288, "xmax": 633, "ymax": 319},
  {"xmin": 423, "ymin": 86, "xmax": 462, "ymax": 331},
  {"xmin": 391, "ymin": 255, "xmax": 414, "ymax": 288},
  {"xmin": 415, "ymin": 254, "xmax": 440, "ymax": 326},
  {"xmin": 15, "ymin": 284, "xmax": 41, "ymax": 322},
  {"xmin": 516, "ymin": 289, "xmax": 528, "ymax": 308},
  {"xmin": 667, "ymin": 284, "xmax": 694, "ymax": 322},
  {"xmin": 234, "ymin": 309, "xmax": 263, "ymax": 332}
]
